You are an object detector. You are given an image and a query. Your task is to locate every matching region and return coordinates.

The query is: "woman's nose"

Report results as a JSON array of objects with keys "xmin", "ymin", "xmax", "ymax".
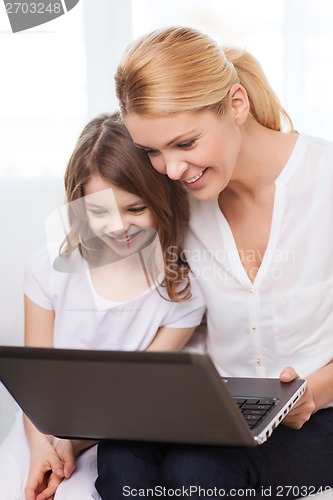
[{"xmin": 165, "ymin": 159, "xmax": 189, "ymax": 180}]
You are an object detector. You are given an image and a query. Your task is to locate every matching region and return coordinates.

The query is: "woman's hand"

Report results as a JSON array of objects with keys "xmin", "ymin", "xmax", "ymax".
[
  {"xmin": 25, "ymin": 439, "xmax": 76, "ymax": 500},
  {"xmin": 279, "ymin": 366, "xmax": 315, "ymax": 429}
]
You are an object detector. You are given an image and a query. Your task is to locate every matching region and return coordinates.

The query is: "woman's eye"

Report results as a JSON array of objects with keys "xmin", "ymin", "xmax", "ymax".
[
  {"xmin": 144, "ymin": 149, "xmax": 160, "ymax": 157},
  {"xmin": 177, "ymin": 140, "xmax": 196, "ymax": 150}
]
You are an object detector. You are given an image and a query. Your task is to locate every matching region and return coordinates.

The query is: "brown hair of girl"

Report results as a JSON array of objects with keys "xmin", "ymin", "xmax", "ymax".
[{"xmin": 63, "ymin": 113, "xmax": 191, "ymax": 301}]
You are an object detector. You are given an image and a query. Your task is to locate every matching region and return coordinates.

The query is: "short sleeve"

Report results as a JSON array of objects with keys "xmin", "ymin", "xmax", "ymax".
[
  {"xmin": 163, "ymin": 273, "xmax": 206, "ymax": 329},
  {"xmin": 24, "ymin": 246, "xmax": 54, "ymax": 310}
]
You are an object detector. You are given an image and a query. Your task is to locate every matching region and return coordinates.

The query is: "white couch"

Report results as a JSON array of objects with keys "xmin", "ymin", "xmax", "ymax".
[{"xmin": 0, "ymin": 177, "xmax": 332, "ymax": 499}]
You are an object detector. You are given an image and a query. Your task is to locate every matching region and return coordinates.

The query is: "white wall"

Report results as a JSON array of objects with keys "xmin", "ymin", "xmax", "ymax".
[{"xmin": 83, "ymin": 0, "xmax": 132, "ymax": 119}]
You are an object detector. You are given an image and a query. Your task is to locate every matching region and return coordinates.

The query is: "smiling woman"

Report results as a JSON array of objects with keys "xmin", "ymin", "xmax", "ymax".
[
  {"xmin": 124, "ymin": 109, "xmax": 246, "ymax": 200},
  {"xmin": 94, "ymin": 24, "xmax": 333, "ymax": 499}
]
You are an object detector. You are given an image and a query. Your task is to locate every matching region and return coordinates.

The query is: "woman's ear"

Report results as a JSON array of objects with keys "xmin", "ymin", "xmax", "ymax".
[{"xmin": 229, "ymin": 83, "xmax": 249, "ymax": 125}]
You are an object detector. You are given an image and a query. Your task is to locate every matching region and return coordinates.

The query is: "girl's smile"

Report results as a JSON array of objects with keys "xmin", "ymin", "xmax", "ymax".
[{"xmin": 83, "ymin": 175, "xmax": 157, "ymax": 258}]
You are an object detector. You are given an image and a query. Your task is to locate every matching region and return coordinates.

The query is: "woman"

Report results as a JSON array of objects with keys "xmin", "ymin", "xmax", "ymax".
[{"xmin": 96, "ymin": 27, "xmax": 333, "ymax": 499}]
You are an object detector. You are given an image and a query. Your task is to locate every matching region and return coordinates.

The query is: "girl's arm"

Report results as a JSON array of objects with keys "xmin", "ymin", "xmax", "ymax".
[
  {"xmin": 42, "ymin": 325, "xmax": 199, "ymax": 496},
  {"xmin": 53, "ymin": 327, "xmax": 197, "ymax": 483},
  {"xmin": 146, "ymin": 326, "xmax": 196, "ymax": 352},
  {"xmin": 24, "ymin": 295, "xmax": 75, "ymax": 500}
]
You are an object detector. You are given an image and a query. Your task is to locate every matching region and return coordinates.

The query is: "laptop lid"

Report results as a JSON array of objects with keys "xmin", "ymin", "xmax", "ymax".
[{"xmin": 0, "ymin": 346, "xmax": 306, "ymax": 446}]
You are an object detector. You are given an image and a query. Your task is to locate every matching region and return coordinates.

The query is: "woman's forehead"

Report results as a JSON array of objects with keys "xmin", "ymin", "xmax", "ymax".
[{"xmin": 124, "ymin": 111, "xmax": 214, "ymax": 147}]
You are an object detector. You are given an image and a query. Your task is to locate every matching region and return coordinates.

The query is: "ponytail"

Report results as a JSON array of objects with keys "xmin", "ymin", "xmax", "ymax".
[{"xmin": 224, "ymin": 47, "xmax": 293, "ymax": 132}]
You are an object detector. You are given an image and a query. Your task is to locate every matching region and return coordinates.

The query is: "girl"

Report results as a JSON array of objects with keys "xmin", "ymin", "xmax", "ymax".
[
  {"xmin": 95, "ymin": 27, "xmax": 333, "ymax": 499},
  {"xmin": 0, "ymin": 113, "xmax": 205, "ymax": 500}
]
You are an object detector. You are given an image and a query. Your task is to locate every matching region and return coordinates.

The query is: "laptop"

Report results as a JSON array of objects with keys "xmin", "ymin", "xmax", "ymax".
[{"xmin": 0, "ymin": 346, "xmax": 306, "ymax": 446}]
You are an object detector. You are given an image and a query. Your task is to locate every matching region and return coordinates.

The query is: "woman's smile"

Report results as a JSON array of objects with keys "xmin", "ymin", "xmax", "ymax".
[{"xmin": 183, "ymin": 167, "xmax": 208, "ymax": 188}]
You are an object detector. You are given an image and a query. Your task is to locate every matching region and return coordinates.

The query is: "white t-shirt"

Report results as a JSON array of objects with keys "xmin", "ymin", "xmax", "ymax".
[
  {"xmin": 185, "ymin": 133, "xmax": 333, "ymax": 378},
  {"xmin": 24, "ymin": 246, "xmax": 206, "ymax": 351}
]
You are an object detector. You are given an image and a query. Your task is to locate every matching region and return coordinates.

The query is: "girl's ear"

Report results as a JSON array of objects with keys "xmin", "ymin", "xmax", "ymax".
[{"xmin": 229, "ymin": 83, "xmax": 250, "ymax": 125}]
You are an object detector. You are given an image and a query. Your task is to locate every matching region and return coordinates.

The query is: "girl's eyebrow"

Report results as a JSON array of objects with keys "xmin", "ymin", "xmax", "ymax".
[
  {"xmin": 84, "ymin": 201, "xmax": 106, "ymax": 209},
  {"xmin": 85, "ymin": 198, "xmax": 145, "ymax": 209},
  {"xmin": 135, "ymin": 130, "xmax": 197, "ymax": 149},
  {"xmin": 126, "ymin": 199, "xmax": 145, "ymax": 208}
]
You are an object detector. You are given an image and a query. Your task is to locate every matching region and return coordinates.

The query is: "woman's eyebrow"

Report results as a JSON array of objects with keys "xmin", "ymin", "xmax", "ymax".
[
  {"xmin": 165, "ymin": 131, "xmax": 197, "ymax": 147},
  {"xmin": 135, "ymin": 130, "xmax": 197, "ymax": 149}
]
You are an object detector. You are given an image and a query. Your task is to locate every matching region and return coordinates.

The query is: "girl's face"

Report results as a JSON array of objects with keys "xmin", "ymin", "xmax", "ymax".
[
  {"xmin": 124, "ymin": 87, "xmax": 248, "ymax": 201},
  {"xmin": 83, "ymin": 175, "xmax": 156, "ymax": 258}
]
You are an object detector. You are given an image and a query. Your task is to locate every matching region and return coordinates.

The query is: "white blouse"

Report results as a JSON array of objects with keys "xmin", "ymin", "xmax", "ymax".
[{"xmin": 185, "ymin": 133, "xmax": 333, "ymax": 379}]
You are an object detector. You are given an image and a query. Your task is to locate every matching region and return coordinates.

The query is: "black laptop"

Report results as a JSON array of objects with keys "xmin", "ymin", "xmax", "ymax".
[{"xmin": 0, "ymin": 346, "xmax": 306, "ymax": 446}]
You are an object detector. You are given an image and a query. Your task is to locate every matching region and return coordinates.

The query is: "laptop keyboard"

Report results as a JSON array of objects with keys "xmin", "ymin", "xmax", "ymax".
[{"xmin": 233, "ymin": 397, "xmax": 277, "ymax": 429}]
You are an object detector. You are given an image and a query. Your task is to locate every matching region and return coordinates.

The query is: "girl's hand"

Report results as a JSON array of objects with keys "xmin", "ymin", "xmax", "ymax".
[
  {"xmin": 25, "ymin": 439, "xmax": 76, "ymax": 500},
  {"xmin": 54, "ymin": 439, "xmax": 76, "ymax": 478},
  {"xmin": 25, "ymin": 440, "xmax": 64, "ymax": 500},
  {"xmin": 279, "ymin": 366, "xmax": 315, "ymax": 429}
]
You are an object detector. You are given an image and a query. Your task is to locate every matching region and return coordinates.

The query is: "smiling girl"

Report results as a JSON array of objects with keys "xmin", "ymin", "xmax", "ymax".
[{"xmin": 0, "ymin": 113, "xmax": 205, "ymax": 500}]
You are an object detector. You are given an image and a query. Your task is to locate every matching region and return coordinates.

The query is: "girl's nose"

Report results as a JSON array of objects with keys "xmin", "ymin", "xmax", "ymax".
[{"xmin": 104, "ymin": 214, "xmax": 123, "ymax": 233}]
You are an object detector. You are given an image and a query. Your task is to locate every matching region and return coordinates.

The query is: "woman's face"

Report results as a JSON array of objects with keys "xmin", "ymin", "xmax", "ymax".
[
  {"xmin": 83, "ymin": 175, "xmax": 157, "ymax": 258},
  {"xmin": 124, "ymin": 106, "xmax": 244, "ymax": 201}
]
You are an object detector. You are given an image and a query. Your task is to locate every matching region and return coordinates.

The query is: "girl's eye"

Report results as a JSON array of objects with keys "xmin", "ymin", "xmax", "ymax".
[
  {"xmin": 177, "ymin": 140, "xmax": 196, "ymax": 150},
  {"xmin": 129, "ymin": 206, "xmax": 146, "ymax": 214},
  {"xmin": 89, "ymin": 209, "xmax": 107, "ymax": 217}
]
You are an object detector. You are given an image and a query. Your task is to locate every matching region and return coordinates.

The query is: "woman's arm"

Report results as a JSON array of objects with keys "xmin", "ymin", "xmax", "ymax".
[
  {"xmin": 280, "ymin": 360, "xmax": 333, "ymax": 429},
  {"xmin": 146, "ymin": 326, "xmax": 195, "ymax": 351},
  {"xmin": 307, "ymin": 359, "xmax": 333, "ymax": 410}
]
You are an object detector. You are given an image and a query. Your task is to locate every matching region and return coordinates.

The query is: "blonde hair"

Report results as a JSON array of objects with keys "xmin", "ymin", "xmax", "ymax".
[{"xmin": 115, "ymin": 26, "xmax": 293, "ymax": 132}]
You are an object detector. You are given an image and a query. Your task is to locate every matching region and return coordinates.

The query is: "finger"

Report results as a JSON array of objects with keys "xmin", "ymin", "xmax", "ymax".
[
  {"xmin": 64, "ymin": 461, "xmax": 76, "ymax": 479},
  {"xmin": 35, "ymin": 473, "xmax": 63, "ymax": 500},
  {"xmin": 56, "ymin": 443, "xmax": 76, "ymax": 478},
  {"xmin": 279, "ymin": 366, "xmax": 299, "ymax": 382},
  {"xmin": 26, "ymin": 468, "xmax": 50, "ymax": 499},
  {"xmin": 49, "ymin": 456, "xmax": 65, "ymax": 479}
]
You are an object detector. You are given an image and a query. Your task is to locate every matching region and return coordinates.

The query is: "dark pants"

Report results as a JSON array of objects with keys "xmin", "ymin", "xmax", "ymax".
[{"xmin": 96, "ymin": 408, "xmax": 333, "ymax": 499}]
